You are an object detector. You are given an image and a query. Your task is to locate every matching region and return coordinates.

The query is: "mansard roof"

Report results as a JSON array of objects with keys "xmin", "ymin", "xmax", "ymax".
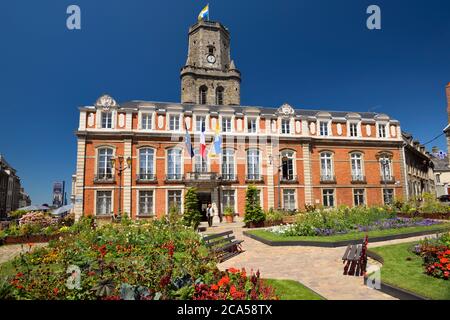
[{"xmin": 82, "ymin": 99, "xmax": 399, "ymax": 123}]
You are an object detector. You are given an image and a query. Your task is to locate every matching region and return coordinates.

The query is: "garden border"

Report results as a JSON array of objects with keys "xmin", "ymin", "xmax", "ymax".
[
  {"xmin": 243, "ymin": 227, "xmax": 450, "ymax": 248},
  {"xmin": 0, "ymin": 233, "xmax": 65, "ymax": 246},
  {"xmin": 364, "ymin": 250, "xmax": 428, "ymax": 300}
]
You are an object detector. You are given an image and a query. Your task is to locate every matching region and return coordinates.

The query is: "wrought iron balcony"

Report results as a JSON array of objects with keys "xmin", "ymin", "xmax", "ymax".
[
  {"xmin": 246, "ymin": 174, "xmax": 263, "ymax": 182},
  {"xmin": 281, "ymin": 175, "xmax": 298, "ymax": 183},
  {"xmin": 186, "ymin": 172, "xmax": 219, "ymax": 181},
  {"xmin": 165, "ymin": 174, "xmax": 184, "ymax": 182},
  {"xmin": 320, "ymin": 174, "xmax": 336, "ymax": 184},
  {"xmin": 94, "ymin": 173, "xmax": 115, "ymax": 184},
  {"xmin": 220, "ymin": 174, "xmax": 237, "ymax": 182},
  {"xmin": 136, "ymin": 173, "xmax": 156, "ymax": 183},
  {"xmin": 351, "ymin": 174, "xmax": 367, "ymax": 184},
  {"xmin": 380, "ymin": 176, "xmax": 396, "ymax": 184}
]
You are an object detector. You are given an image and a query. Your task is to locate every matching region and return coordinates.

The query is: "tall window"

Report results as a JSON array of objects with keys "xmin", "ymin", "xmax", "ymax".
[
  {"xmin": 96, "ymin": 191, "xmax": 112, "ymax": 215},
  {"xmin": 141, "ymin": 113, "xmax": 152, "ymax": 130},
  {"xmin": 353, "ymin": 189, "xmax": 365, "ymax": 206},
  {"xmin": 222, "ymin": 149, "xmax": 235, "ymax": 180},
  {"xmin": 350, "ymin": 153, "xmax": 364, "ymax": 181},
  {"xmin": 167, "ymin": 149, "xmax": 182, "ymax": 180},
  {"xmin": 349, "ymin": 123, "xmax": 358, "ymax": 137},
  {"xmin": 199, "ymin": 86, "xmax": 208, "ymax": 105},
  {"xmin": 383, "ymin": 189, "xmax": 394, "ymax": 205},
  {"xmin": 247, "ymin": 118, "xmax": 257, "ymax": 133},
  {"xmin": 378, "ymin": 124, "xmax": 387, "ymax": 138},
  {"xmin": 196, "ymin": 116, "xmax": 206, "ymax": 132},
  {"xmin": 101, "ymin": 112, "xmax": 113, "ymax": 129},
  {"xmin": 281, "ymin": 119, "xmax": 291, "ymax": 134},
  {"xmin": 319, "ymin": 121, "xmax": 329, "ymax": 136},
  {"xmin": 169, "ymin": 115, "xmax": 180, "ymax": 131},
  {"xmin": 320, "ymin": 152, "xmax": 333, "ymax": 181},
  {"xmin": 380, "ymin": 156, "xmax": 392, "ymax": 181},
  {"xmin": 194, "ymin": 148, "xmax": 208, "ymax": 173},
  {"xmin": 139, "ymin": 191, "xmax": 154, "ymax": 216},
  {"xmin": 168, "ymin": 190, "xmax": 182, "ymax": 213},
  {"xmin": 222, "ymin": 117, "xmax": 232, "ymax": 133},
  {"xmin": 283, "ymin": 189, "xmax": 296, "ymax": 210},
  {"xmin": 139, "ymin": 148, "xmax": 154, "ymax": 180},
  {"xmin": 323, "ymin": 189, "xmax": 335, "ymax": 207},
  {"xmin": 216, "ymin": 87, "xmax": 224, "ymax": 105},
  {"xmin": 97, "ymin": 148, "xmax": 114, "ymax": 179},
  {"xmin": 222, "ymin": 190, "xmax": 235, "ymax": 210},
  {"xmin": 247, "ymin": 149, "xmax": 260, "ymax": 180},
  {"xmin": 281, "ymin": 150, "xmax": 294, "ymax": 181}
]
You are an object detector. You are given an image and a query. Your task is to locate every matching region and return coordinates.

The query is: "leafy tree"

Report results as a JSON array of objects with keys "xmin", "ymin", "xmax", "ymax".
[
  {"xmin": 183, "ymin": 187, "xmax": 202, "ymax": 229},
  {"xmin": 244, "ymin": 185, "xmax": 266, "ymax": 225}
]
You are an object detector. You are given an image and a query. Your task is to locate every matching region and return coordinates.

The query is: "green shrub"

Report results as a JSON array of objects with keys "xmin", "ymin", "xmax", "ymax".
[
  {"xmin": 223, "ymin": 206, "xmax": 234, "ymax": 217},
  {"xmin": 265, "ymin": 209, "xmax": 284, "ymax": 223},
  {"xmin": 182, "ymin": 187, "xmax": 202, "ymax": 229},
  {"xmin": 8, "ymin": 210, "xmax": 28, "ymax": 219},
  {"xmin": 244, "ymin": 185, "xmax": 265, "ymax": 225}
]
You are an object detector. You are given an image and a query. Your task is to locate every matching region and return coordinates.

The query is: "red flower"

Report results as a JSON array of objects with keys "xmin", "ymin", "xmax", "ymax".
[
  {"xmin": 230, "ymin": 285, "xmax": 237, "ymax": 295},
  {"xmin": 440, "ymin": 258, "xmax": 449, "ymax": 264},
  {"xmin": 53, "ymin": 288, "xmax": 59, "ymax": 295},
  {"xmin": 228, "ymin": 268, "xmax": 239, "ymax": 274},
  {"xmin": 218, "ymin": 276, "xmax": 230, "ymax": 287},
  {"xmin": 211, "ymin": 284, "xmax": 219, "ymax": 291},
  {"xmin": 16, "ymin": 272, "xmax": 24, "ymax": 278}
]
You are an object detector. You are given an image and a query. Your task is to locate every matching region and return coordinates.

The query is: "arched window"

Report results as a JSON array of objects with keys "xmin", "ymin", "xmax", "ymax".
[
  {"xmin": 194, "ymin": 148, "xmax": 208, "ymax": 173},
  {"xmin": 216, "ymin": 87, "xmax": 224, "ymax": 105},
  {"xmin": 222, "ymin": 149, "xmax": 235, "ymax": 180},
  {"xmin": 139, "ymin": 148, "xmax": 155, "ymax": 180},
  {"xmin": 320, "ymin": 152, "xmax": 334, "ymax": 182},
  {"xmin": 167, "ymin": 149, "xmax": 182, "ymax": 180},
  {"xmin": 350, "ymin": 153, "xmax": 364, "ymax": 181},
  {"xmin": 97, "ymin": 148, "xmax": 114, "ymax": 179},
  {"xmin": 199, "ymin": 86, "xmax": 208, "ymax": 105},
  {"xmin": 247, "ymin": 149, "xmax": 260, "ymax": 180},
  {"xmin": 281, "ymin": 150, "xmax": 295, "ymax": 181}
]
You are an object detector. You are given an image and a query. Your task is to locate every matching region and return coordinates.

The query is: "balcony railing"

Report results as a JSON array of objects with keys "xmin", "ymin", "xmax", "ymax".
[
  {"xmin": 94, "ymin": 173, "xmax": 115, "ymax": 184},
  {"xmin": 320, "ymin": 174, "xmax": 336, "ymax": 184},
  {"xmin": 186, "ymin": 172, "xmax": 219, "ymax": 182},
  {"xmin": 220, "ymin": 174, "xmax": 237, "ymax": 182},
  {"xmin": 136, "ymin": 173, "xmax": 156, "ymax": 183},
  {"xmin": 381, "ymin": 176, "xmax": 396, "ymax": 184},
  {"xmin": 281, "ymin": 175, "xmax": 298, "ymax": 183},
  {"xmin": 351, "ymin": 174, "xmax": 367, "ymax": 184},
  {"xmin": 246, "ymin": 174, "xmax": 263, "ymax": 182},
  {"xmin": 165, "ymin": 174, "xmax": 184, "ymax": 182}
]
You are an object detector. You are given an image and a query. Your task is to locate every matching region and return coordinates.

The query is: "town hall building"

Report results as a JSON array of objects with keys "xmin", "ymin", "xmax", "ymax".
[{"xmin": 73, "ymin": 20, "xmax": 406, "ymax": 220}]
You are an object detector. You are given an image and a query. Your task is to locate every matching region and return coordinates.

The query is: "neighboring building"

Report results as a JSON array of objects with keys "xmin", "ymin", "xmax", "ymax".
[
  {"xmin": 18, "ymin": 187, "xmax": 31, "ymax": 208},
  {"xmin": 434, "ymin": 83, "xmax": 450, "ymax": 197},
  {"xmin": 73, "ymin": 20, "xmax": 406, "ymax": 221},
  {"xmin": 0, "ymin": 155, "xmax": 27, "ymax": 218},
  {"xmin": 402, "ymin": 132, "xmax": 435, "ymax": 200}
]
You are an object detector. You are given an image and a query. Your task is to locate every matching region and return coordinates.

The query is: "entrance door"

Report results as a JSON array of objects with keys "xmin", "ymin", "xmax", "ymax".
[{"xmin": 197, "ymin": 192, "xmax": 212, "ymax": 221}]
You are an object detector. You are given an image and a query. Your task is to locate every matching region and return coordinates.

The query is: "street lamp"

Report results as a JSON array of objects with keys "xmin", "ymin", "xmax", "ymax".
[
  {"xmin": 269, "ymin": 154, "xmax": 289, "ymax": 210},
  {"xmin": 110, "ymin": 156, "xmax": 132, "ymax": 218}
]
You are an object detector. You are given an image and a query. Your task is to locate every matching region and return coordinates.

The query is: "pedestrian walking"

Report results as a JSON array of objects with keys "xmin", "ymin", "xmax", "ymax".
[{"xmin": 206, "ymin": 203, "xmax": 213, "ymax": 227}]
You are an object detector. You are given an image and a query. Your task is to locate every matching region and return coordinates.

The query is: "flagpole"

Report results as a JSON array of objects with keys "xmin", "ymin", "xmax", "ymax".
[{"xmin": 207, "ymin": 3, "xmax": 210, "ymax": 21}]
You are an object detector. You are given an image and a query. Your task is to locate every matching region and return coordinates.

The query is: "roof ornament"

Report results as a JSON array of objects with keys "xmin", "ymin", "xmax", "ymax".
[
  {"xmin": 278, "ymin": 103, "xmax": 295, "ymax": 117},
  {"xmin": 95, "ymin": 94, "xmax": 118, "ymax": 111}
]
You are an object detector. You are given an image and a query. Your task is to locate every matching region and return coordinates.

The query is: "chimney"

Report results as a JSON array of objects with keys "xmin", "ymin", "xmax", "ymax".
[{"xmin": 447, "ymin": 83, "xmax": 450, "ymax": 124}]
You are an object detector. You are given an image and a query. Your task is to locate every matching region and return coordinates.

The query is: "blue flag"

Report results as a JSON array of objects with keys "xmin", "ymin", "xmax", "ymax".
[{"xmin": 185, "ymin": 127, "xmax": 194, "ymax": 158}]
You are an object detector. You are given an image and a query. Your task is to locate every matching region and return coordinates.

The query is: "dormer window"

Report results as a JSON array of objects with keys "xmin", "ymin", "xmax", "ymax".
[
  {"xmin": 319, "ymin": 121, "xmax": 329, "ymax": 136},
  {"xmin": 141, "ymin": 113, "xmax": 152, "ymax": 130},
  {"xmin": 169, "ymin": 115, "xmax": 180, "ymax": 131},
  {"xmin": 247, "ymin": 118, "xmax": 257, "ymax": 133},
  {"xmin": 101, "ymin": 112, "xmax": 113, "ymax": 129},
  {"xmin": 378, "ymin": 124, "xmax": 387, "ymax": 138},
  {"xmin": 281, "ymin": 119, "xmax": 291, "ymax": 134},
  {"xmin": 349, "ymin": 123, "xmax": 358, "ymax": 137}
]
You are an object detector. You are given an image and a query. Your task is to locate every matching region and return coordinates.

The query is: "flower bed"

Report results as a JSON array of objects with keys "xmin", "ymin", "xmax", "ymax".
[
  {"xmin": 413, "ymin": 233, "xmax": 450, "ymax": 280},
  {"xmin": 0, "ymin": 217, "xmax": 278, "ymax": 300}
]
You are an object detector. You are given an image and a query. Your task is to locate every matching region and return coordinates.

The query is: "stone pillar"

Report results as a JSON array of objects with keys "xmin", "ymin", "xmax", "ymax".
[
  {"xmin": 399, "ymin": 145, "xmax": 409, "ymax": 201},
  {"xmin": 123, "ymin": 139, "xmax": 132, "ymax": 217},
  {"xmin": 74, "ymin": 137, "xmax": 86, "ymax": 221},
  {"xmin": 302, "ymin": 143, "xmax": 313, "ymax": 205}
]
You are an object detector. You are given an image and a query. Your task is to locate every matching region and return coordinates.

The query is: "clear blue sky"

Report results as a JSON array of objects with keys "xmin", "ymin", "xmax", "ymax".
[{"xmin": 1, "ymin": 0, "xmax": 449, "ymax": 205}]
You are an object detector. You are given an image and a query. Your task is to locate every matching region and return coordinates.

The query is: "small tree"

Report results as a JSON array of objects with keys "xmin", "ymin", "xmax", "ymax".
[
  {"xmin": 183, "ymin": 187, "xmax": 202, "ymax": 229},
  {"xmin": 244, "ymin": 185, "xmax": 266, "ymax": 225}
]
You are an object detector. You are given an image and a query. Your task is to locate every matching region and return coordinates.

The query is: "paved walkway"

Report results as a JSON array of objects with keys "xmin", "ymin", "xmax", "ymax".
[
  {"xmin": 202, "ymin": 219, "xmax": 432, "ymax": 300},
  {"xmin": 0, "ymin": 243, "xmax": 47, "ymax": 265}
]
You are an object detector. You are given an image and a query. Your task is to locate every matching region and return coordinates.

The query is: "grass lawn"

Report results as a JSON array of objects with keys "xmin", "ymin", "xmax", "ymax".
[
  {"xmin": 264, "ymin": 279, "xmax": 324, "ymax": 300},
  {"xmin": 371, "ymin": 242, "xmax": 450, "ymax": 300},
  {"xmin": 247, "ymin": 223, "xmax": 450, "ymax": 243}
]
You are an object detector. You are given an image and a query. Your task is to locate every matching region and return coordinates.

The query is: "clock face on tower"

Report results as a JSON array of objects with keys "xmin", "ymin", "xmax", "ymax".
[{"xmin": 206, "ymin": 54, "xmax": 216, "ymax": 64}]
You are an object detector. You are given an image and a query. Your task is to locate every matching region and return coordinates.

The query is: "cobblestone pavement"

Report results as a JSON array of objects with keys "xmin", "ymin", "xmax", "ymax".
[
  {"xmin": 201, "ymin": 219, "xmax": 433, "ymax": 300},
  {"xmin": 0, "ymin": 243, "xmax": 47, "ymax": 265}
]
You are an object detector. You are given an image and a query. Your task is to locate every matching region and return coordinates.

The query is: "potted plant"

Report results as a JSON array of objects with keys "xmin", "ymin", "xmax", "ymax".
[{"xmin": 224, "ymin": 206, "xmax": 234, "ymax": 223}]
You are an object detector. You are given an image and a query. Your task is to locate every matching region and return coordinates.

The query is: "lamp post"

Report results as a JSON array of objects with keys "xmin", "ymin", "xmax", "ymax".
[
  {"xmin": 110, "ymin": 156, "xmax": 132, "ymax": 218},
  {"xmin": 269, "ymin": 154, "xmax": 289, "ymax": 210}
]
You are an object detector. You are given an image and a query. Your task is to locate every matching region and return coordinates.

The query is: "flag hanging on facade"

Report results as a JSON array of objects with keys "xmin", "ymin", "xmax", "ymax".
[
  {"xmin": 199, "ymin": 123, "xmax": 207, "ymax": 159},
  {"xmin": 184, "ymin": 122, "xmax": 194, "ymax": 158},
  {"xmin": 198, "ymin": 4, "xmax": 209, "ymax": 21},
  {"xmin": 209, "ymin": 122, "xmax": 222, "ymax": 158}
]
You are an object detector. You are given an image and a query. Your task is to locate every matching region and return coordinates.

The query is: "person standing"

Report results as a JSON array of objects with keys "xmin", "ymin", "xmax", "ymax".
[{"xmin": 206, "ymin": 203, "xmax": 213, "ymax": 227}]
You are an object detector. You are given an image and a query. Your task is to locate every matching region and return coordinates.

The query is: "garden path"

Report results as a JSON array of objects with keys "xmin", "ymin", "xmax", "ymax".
[
  {"xmin": 204, "ymin": 219, "xmax": 432, "ymax": 300},
  {"xmin": 0, "ymin": 243, "xmax": 47, "ymax": 265}
]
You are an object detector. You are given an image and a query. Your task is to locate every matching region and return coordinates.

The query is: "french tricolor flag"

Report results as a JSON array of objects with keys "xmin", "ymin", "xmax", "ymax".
[{"xmin": 200, "ymin": 123, "xmax": 207, "ymax": 159}]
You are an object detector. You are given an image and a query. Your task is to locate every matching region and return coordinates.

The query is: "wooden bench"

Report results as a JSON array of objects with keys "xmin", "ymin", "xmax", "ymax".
[
  {"xmin": 342, "ymin": 236, "xmax": 368, "ymax": 276},
  {"xmin": 203, "ymin": 231, "xmax": 244, "ymax": 262}
]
